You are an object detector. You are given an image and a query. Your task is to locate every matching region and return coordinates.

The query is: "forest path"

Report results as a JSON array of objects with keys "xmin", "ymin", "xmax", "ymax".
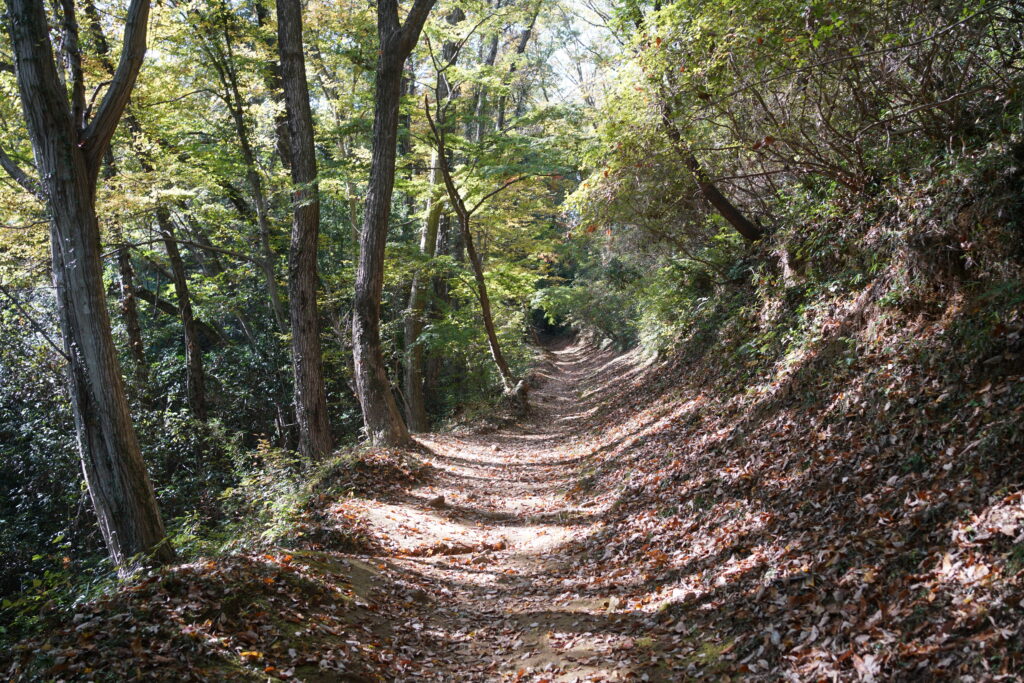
[{"xmin": 334, "ymin": 339, "xmax": 660, "ymax": 681}]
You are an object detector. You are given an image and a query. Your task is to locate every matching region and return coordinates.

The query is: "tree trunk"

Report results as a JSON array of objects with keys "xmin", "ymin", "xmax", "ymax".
[
  {"xmin": 352, "ymin": 0, "xmax": 436, "ymax": 446},
  {"xmin": 682, "ymin": 153, "xmax": 763, "ymax": 241},
  {"xmin": 4, "ymin": 0, "xmax": 173, "ymax": 567},
  {"xmin": 425, "ymin": 104, "xmax": 516, "ymax": 391},
  {"xmin": 495, "ymin": 2, "xmax": 540, "ymax": 131},
  {"xmin": 207, "ymin": 19, "xmax": 288, "ymax": 330},
  {"xmin": 157, "ymin": 208, "xmax": 208, "ymax": 420},
  {"xmin": 660, "ymin": 100, "xmax": 762, "ymax": 241},
  {"xmin": 238, "ymin": 117, "xmax": 288, "ymax": 331},
  {"xmin": 277, "ymin": 0, "xmax": 333, "ymax": 460},
  {"xmin": 403, "ymin": 10, "xmax": 461, "ymax": 432},
  {"xmin": 472, "ymin": 31, "xmax": 500, "ymax": 142},
  {"xmin": 354, "ymin": 45, "xmax": 411, "ymax": 446},
  {"xmin": 403, "ymin": 172, "xmax": 444, "ymax": 432},
  {"xmin": 461, "ymin": 213, "xmax": 515, "ymax": 390},
  {"xmin": 255, "ymin": 0, "xmax": 293, "ymax": 170},
  {"xmin": 116, "ymin": 245, "xmax": 148, "ymax": 390},
  {"xmin": 84, "ymin": 2, "xmax": 213, "ymax": 417}
]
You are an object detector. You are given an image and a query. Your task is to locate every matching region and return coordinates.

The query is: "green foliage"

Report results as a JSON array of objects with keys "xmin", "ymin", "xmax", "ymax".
[{"xmin": 535, "ymin": 283, "xmax": 638, "ymax": 349}]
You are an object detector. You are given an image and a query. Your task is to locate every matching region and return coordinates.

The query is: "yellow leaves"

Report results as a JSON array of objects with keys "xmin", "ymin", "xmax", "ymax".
[{"xmin": 240, "ymin": 650, "xmax": 264, "ymax": 660}]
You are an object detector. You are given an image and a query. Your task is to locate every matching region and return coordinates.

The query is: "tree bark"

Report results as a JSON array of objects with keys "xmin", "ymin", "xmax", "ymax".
[
  {"xmin": 660, "ymin": 100, "xmax": 762, "ymax": 241},
  {"xmin": 116, "ymin": 245, "xmax": 149, "ymax": 390},
  {"xmin": 461, "ymin": 212, "xmax": 515, "ymax": 390},
  {"xmin": 157, "ymin": 208, "xmax": 208, "ymax": 420},
  {"xmin": 403, "ymin": 174, "xmax": 444, "ymax": 431},
  {"xmin": 84, "ymin": 1, "xmax": 211, "ymax": 418},
  {"xmin": 472, "ymin": 31, "xmax": 501, "ymax": 142},
  {"xmin": 352, "ymin": 0, "xmax": 436, "ymax": 446},
  {"xmin": 425, "ymin": 103, "xmax": 516, "ymax": 391},
  {"xmin": 402, "ymin": 10, "xmax": 462, "ymax": 432},
  {"xmin": 277, "ymin": 0, "xmax": 333, "ymax": 460},
  {"xmin": 255, "ymin": 0, "xmax": 293, "ymax": 170},
  {"xmin": 4, "ymin": 0, "xmax": 173, "ymax": 567},
  {"xmin": 131, "ymin": 285, "xmax": 219, "ymax": 349}
]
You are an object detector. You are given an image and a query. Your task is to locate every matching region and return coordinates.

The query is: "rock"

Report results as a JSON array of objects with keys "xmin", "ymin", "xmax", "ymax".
[{"xmin": 427, "ymin": 495, "xmax": 446, "ymax": 509}]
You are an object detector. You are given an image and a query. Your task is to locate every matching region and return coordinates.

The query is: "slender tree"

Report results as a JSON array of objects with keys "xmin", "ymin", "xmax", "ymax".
[
  {"xmin": 403, "ymin": 7, "xmax": 463, "ymax": 432},
  {"xmin": 1, "ymin": 0, "xmax": 174, "ymax": 566},
  {"xmin": 495, "ymin": 0, "xmax": 541, "ymax": 131},
  {"xmin": 115, "ymin": 245, "xmax": 149, "ymax": 391},
  {"xmin": 403, "ymin": 164, "xmax": 445, "ymax": 431},
  {"xmin": 424, "ymin": 99, "xmax": 519, "ymax": 391},
  {"xmin": 157, "ymin": 208, "xmax": 208, "ymax": 420},
  {"xmin": 81, "ymin": 0, "xmax": 210, "ymax": 417},
  {"xmin": 660, "ymin": 100, "xmax": 762, "ymax": 242},
  {"xmin": 197, "ymin": 3, "xmax": 288, "ymax": 330},
  {"xmin": 277, "ymin": 0, "xmax": 333, "ymax": 459},
  {"xmin": 352, "ymin": 0, "xmax": 437, "ymax": 446},
  {"xmin": 629, "ymin": 6, "xmax": 761, "ymax": 242}
]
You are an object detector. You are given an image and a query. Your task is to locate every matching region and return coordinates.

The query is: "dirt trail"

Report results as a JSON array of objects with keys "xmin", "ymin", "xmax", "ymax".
[{"xmin": 335, "ymin": 340, "xmax": 664, "ymax": 681}]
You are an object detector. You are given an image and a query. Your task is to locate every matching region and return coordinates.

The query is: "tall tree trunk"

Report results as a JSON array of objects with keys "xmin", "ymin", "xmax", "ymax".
[
  {"xmin": 85, "ymin": 1, "xmax": 211, "ymax": 416},
  {"xmin": 352, "ymin": 0, "xmax": 436, "ymax": 446},
  {"xmin": 403, "ymin": 171, "xmax": 444, "ymax": 431},
  {"xmin": 425, "ymin": 104, "xmax": 516, "ymax": 391},
  {"xmin": 277, "ymin": 0, "xmax": 333, "ymax": 460},
  {"xmin": 157, "ymin": 208, "xmax": 208, "ymax": 420},
  {"xmin": 255, "ymin": 0, "xmax": 293, "ymax": 170},
  {"xmin": 353, "ymin": 46, "xmax": 411, "ymax": 446},
  {"xmin": 234, "ymin": 110, "xmax": 288, "ymax": 330},
  {"xmin": 116, "ymin": 245, "xmax": 148, "ymax": 390},
  {"xmin": 472, "ymin": 31, "xmax": 500, "ymax": 142},
  {"xmin": 461, "ymin": 213, "xmax": 515, "ymax": 389},
  {"xmin": 3, "ymin": 0, "xmax": 173, "ymax": 566},
  {"xmin": 308, "ymin": 46, "xmax": 363, "ymax": 247},
  {"xmin": 205, "ymin": 16, "xmax": 289, "ymax": 330},
  {"xmin": 403, "ymin": 9, "xmax": 461, "ymax": 432},
  {"xmin": 425, "ymin": 212, "xmax": 453, "ymax": 405}
]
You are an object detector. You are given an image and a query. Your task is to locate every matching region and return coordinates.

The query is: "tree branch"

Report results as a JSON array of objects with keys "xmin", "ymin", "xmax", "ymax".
[
  {"xmin": 58, "ymin": 0, "xmax": 87, "ymax": 129},
  {"xmin": 0, "ymin": 281, "xmax": 71, "ymax": 361},
  {"xmin": 82, "ymin": 0, "xmax": 151, "ymax": 171},
  {"xmin": 0, "ymin": 144, "xmax": 43, "ymax": 200},
  {"xmin": 399, "ymin": 0, "xmax": 438, "ymax": 56},
  {"xmin": 423, "ymin": 95, "xmax": 469, "ymax": 220},
  {"xmin": 467, "ymin": 174, "xmax": 536, "ymax": 216},
  {"xmin": 102, "ymin": 236, "xmax": 255, "ymax": 263}
]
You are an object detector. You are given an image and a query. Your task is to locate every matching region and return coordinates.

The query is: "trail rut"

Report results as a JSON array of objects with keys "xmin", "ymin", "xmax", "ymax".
[{"xmin": 337, "ymin": 340, "xmax": 666, "ymax": 682}]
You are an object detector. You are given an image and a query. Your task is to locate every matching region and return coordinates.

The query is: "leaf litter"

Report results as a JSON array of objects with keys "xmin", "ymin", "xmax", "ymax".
[{"xmin": 5, "ymin": 314, "xmax": 1024, "ymax": 681}]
